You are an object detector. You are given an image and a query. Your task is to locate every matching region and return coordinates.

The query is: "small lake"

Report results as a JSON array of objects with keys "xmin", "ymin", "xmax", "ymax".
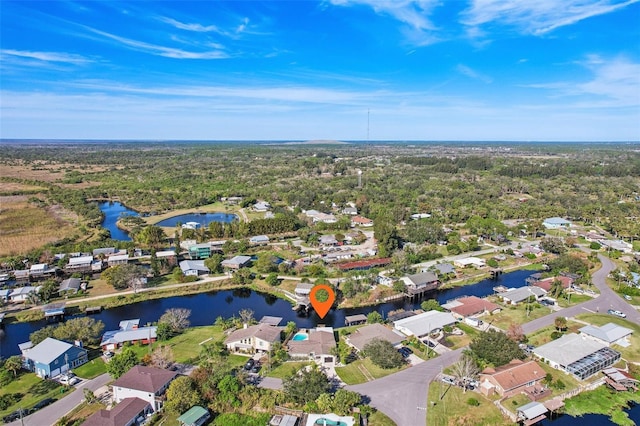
[
  {"xmin": 540, "ymin": 402, "xmax": 639, "ymax": 425},
  {"xmin": 0, "ymin": 269, "xmax": 533, "ymax": 357},
  {"xmin": 154, "ymin": 212, "xmax": 237, "ymax": 228},
  {"xmin": 99, "ymin": 201, "xmax": 138, "ymax": 241}
]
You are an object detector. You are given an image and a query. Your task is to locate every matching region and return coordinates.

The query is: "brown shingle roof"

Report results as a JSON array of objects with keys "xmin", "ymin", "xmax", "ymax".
[
  {"xmin": 111, "ymin": 365, "xmax": 178, "ymax": 394},
  {"xmin": 83, "ymin": 397, "xmax": 150, "ymax": 426},
  {"xmin": 346, "ymin": 323, "xmax": 404, "ymax": 352},
  {"xmin": 449, "ymin": 296, "xmax": 500, "ymax": 318},
  {"xmin": 481, "ymin": 360, "xmax": 545, "ymax": 392},
  {"xmin": 224, "ymin": 324, "xmax": 282, "ymax": 344}
]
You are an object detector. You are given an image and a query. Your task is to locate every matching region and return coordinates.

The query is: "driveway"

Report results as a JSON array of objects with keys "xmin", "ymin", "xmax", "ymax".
[{"xmin": 8, "ymin": 373, "xmax": 112, "ymax": 426}]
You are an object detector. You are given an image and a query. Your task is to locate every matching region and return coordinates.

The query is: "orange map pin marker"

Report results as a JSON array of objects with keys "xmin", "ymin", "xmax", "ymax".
[{"xmin": 309, "ymin": 284, "xmax": 336, "ymax": 319}]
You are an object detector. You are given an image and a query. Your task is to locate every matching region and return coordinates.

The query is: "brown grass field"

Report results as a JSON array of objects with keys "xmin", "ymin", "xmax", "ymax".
[{"xmin": 0, "ymin": 196, "xmax": 79, "ymax": 257}]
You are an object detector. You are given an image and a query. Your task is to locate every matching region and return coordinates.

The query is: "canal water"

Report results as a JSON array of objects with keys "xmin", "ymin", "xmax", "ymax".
[
  {"xmin": 0, "ymin": 269, "xmax": 533, "ymax": 358},
  {"xmin": 99, "ymin": 201, "xmax": 138, "ymax": 241}
]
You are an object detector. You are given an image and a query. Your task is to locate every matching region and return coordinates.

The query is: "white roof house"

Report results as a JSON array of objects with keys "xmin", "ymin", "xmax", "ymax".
[
  {"xmin": 454, "ymin": 257, "xmax": 486, "ymax": 268},
  {"xmin": 498, "ymin": 286, "xmax": 546, "ymax": 304},
  {"xmin": 249, "ymin": 235, "xmax": 270, "ymax": 244},
  {"xmin": 543, "ymin": 217, "xmax": 572, "ymax": 229},
  {"xmin": 101, "ymin": 326, "xmax": 157, "ymax": 350},
  {"xmin": 156, "ymin": 250, "xmax": 176, "ymax": 258},
  {"xmin": 179, "ymin": 260, "xmax": 210, "ymax": 276},
  {"xmin": 9, "ymin": 286, "xmax": 41, "ymax": 302},
  {"xmin": 579, "ymin": 323, "xmax": 633, "ymax": 347},
  {"xmin": 221, "ymin": 255, "xmax": 252, "ymax": 269},
  {"xmin": 393, "ymin": 310, "xmax": 457, "ymax": 338}
]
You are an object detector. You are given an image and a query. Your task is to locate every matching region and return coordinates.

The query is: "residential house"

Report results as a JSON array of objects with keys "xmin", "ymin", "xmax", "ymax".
[
  {"xmin": 187, "ymin": 243, "xmax": 213, "ymax": 260},
  {"xmin": 312, "ymin": 213, "xmax": 337, "ymax": 224},
  {"xmin": 345, "ymin": 323, "xmax": 405, "ymax": 352},
  {"xmin": 602, "ymin": 367, "xmax": 640, "ymax": 391},
  {"xmin": 29, "ymin": 263, "xmax": 49, "ymax": 278},
  {"xmin": 21, "ymin": 337, "xmax": 88, "ymax": 379},
  {"xmin": 93, "ymin": 247, "xmax": 117, "ymax": 257},
  {"xmin": 221, "ymin": 255, "xmax": 252, "ymax": 270},
  {"xmin": 287, "ymin": 327, "xmax": 337, "ymax": 366},
  {"xmin": 401, "ymin": 272, "xmax": 439, "ymax": 295},
  {"xmin": 443, "ymin": 296, "xmax": 501, "ymax": 320},
  {"xmin": 111, "ymin": 365, "xmax": 178, "ymax": 412},
  {"xmin": 453, "ymin": 257, "xmax": 486, "ymax": 268},
  {"xmin": 108, "ymin": 254, "xmax": 130, "ymax": 267},
  {"xmin": 498, "ymin": 286, "xmax": 547, "ymax": 305},
  {"xmin": 65, "ymin": 255, "xmax": 95, "ymax": 273},
  {"xmin": 224, "ymin": 323, "xmax": 282, "ymax": 353},
  {"xmin": 342, "ymin": 207, "xmax": 358, "ymax": 215},
  {"xmin": 578, "ymin": 323, "xmax": 633, "ymax": 347},
  {"xmin": 179, "ymin": 260, "xmax": 210, "ymax": 277},
  {"xmin": 351, "ymin": 216, "xmax": 373, "ymax": 227},
  {"xmin": 101, "ymin": 318, "xmax": 156, "ymax": 351},
  {"xmin": 479, "ymin": 360, "xmax": 548, "ymax": 399},
  {"xmin": 83, "ymin": 397, "xmax": 152, "ymax": 426},
  {"xmin": 532, "ymin": 276, "xmax": 573, "ymax": 292},
  {"xmin": 0, "ymin": 289, "xmax": 10, "ymax": 303},
  {"xmin": 9, "ymin": 286, "xmax": 41, "ymax": 303},
  {"xmin": 249, "ymin": 235, "xmax": 270, "ymax": 245},
  {"xmin": 533, "ymin": 333, "xmax": 621, "ymax": 380},
  {"xmin": 393, "ymin": 310, "xmax": 457, "ymax": 338},
  {"xmin": 429, "ymin": 263, "xmax": 456, "ymax": 277},
  {"xmin": 319, "ymin": 235, "xmax": 339, "ymax": 246},
  {"xmin": 294, "ymin": 283, "xmax": 314, "ymax": 298},
  {"xmin": 13, "ymin": 269, "xmax": 30, "ymax": 282},
  {"xmin": 177, "ymin": 406, "xmax": 211, "ymax": 426},
  {"xmin": 155, "ymin": 250, "xmax": 177, "ymax": 267},
  {"xmin": 253, "ymin": 201, "xmax": 271, "ymax": 212},
  {"xmin": 59, "ymin": 277, "xmax": 82, "ymax": 294},
  {"xmin": 542, "ymin": 217, "xmax": 572, "ymax": 229}
]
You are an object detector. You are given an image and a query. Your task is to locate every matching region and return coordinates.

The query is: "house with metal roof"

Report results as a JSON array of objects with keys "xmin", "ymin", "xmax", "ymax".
[
  {"xmin": 178, "ymin": 406, "xmax": 210, "ymax": 426},
  {"xmin": 179, "ymin": 260, "xmax": 210, "ymax": 276},
  {"xmin": 20, "ymin": 337, "xmax": 88, "ymax": 379},
  {"xmin": 221, "ymin": 255, "xmax": 252, "ymax": 270},
  {"xmin": 9, "ymin": 286, "xmax": 41, "ymax": 303},
  {"xmin": 101, "ymin": 325, "xmax": 157, "ymax": 352},
  {"xmin": 187, "ymin": 242, "xmax": 213, "ymax": 260},
  {"xmin": 542, "ymin": 217, "xmax": 572, "ymax": 229},
  {"xmin": 65, "ymin": 255, "xmax": 95, "ymax": 272},
  {"xmin": 579, "ymin": 323, "xmax": 633, "ymax": 347},
  {"xmin": 59, "ymin": 277, "xmax": 82, "ymax": 294},
  {"xmin": 249, "ymin": 235, "xmax": 270, "ymax": 244},
  {"xmin": 498, "ymin": 286, "xmax": 547, "ymax": 305},
  {"xmin": 532, "ymin": 333, "xmax": 621, "ymax": 380},
  {"xmin": 393, "ymin": 310, "xmax": 457, "ymax": 338}
]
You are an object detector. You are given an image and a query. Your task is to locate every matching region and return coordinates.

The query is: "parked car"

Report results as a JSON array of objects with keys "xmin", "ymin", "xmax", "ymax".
[
  {"xmin": 539, "ymin": 299, "xmax": 555, "ymax": 306},
  {"xmin": 251, "ymin": 364, "xmax": 261, "ymax": 374},
  {"xmin": 424, "ymin": 339, "xmax": 437, "ymax": 348},
  {"xmin": 32, "ymin": 397, "xmax": 56, "ymax": 411},
  {"xmin": 397, "ymin": 347, "xmax": 412, "ymax": 358},
  {"xmin": 3, "ymin": 408, "xmax": 27, "ymax": 423},
  {"xmin": 608, "ymin": 309, "xmax": 627, "ymax": 318},
  {"xmin": 60, "ymin": 373, "xmax": 79, "ymax": 385},
  {"xmin": 441, "ymin": 376, "xmax": 456, "ymax": 385},
  {"xmin": 103, "ymin": 351, "xmax": 114, "ymax": 359},
  {"xmin": 244, "ymin": 359, "xmax": 255, "ymax": 371},
  {"xmin": 623, "ymin": 295, "xmax": 632, "ymax": 301}
]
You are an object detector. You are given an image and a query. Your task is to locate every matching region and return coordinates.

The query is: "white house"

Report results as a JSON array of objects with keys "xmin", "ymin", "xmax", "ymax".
[
  {"xmin": 542, "ymin": 217, "xmax": 572, "ymax": 229},
  {"xmin": 579, "ymin": 323, "xmax": 633, "ymax": 347},
  {"xmin": 498, "ymin": 286, "xmax": 547, "ymax": 305},
  {"xmin": 453, "ymin": 257, "xmax": 486, "ymax": 268},
  {"xmin": 224, "ymin": 324, "xmax": 282, "ymax": 353},
  {"xmin": 393, "ymin": 310, "xmax": 457, "ymax": 338},
  {"xmin": 179, "ymin": 260, "xmax": 210, "ymax": 276},
  {"xmin": 9, "ymin": 286, "xmax": 41, "ymax": 303},
  {"xmin": 287, "ymin": 327, "xmax": 337, "ymax": 366},
  {"xmin": 111, "ymin": 365, "xmax": 178, "ymax": 412}
]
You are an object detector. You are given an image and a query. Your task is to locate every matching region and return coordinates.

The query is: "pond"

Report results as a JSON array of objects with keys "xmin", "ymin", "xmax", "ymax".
[
  {"xmin": 154, "ymin": 212, "xmax": 238, "ymax": 228},
  {"xmin": 99, "ymin": 201, "xmax": 138, "ymax": 241},
  {"xmin": 540, "ymin": 402, "xmax": 640, "ymax": 425},
  {"xmin": 0, "ymin": 269, "xmax": 534, "ymax": 357}
]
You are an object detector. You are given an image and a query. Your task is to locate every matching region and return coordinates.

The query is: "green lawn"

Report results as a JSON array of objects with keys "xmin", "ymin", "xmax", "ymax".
[
  {"xmin": 265, "ymin": 361, "xmax": 313, "ymax": 379},
  {"xmin": 426, "ymin": 381, "xmax": 504, "ymax": 426},
  {"xmin": 0, "ymin": 373, "xmax": 70, "ymax": 418},
  {"xmin": 74, "ymin": 357, "xmax": 107, "ymax": 379},
  {"xmin": 335, "ymin": 358, "xmax": 406, "ymax": 385},
  {"xmin": 368, "ymin": 410, "xmax": 397, "ymax": 426},
  {"xmin": 489, "ymin": 304, "xmax": 550, "ymax": 329},
  {"xmin": 525, "ymin": 320, "xmax": 584, "ymax": 347}
]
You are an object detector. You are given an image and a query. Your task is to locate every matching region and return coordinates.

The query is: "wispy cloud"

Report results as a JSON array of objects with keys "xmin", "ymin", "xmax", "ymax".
[
  {"xmin": 1, "ymin": 49, "xmax": 91, "ymax": 64},
  {"xmin": 526, "ymin": 56, "xmax": 640, "ymax": 107},
  {"xmin": 158, "ymin": 16, "xmax": 222, "ymax": 33},
  {"xmin": 330, "ymin": 0, "xmax": 441, "ymax": 45},
  {"xmin": 461, "ymin": 0, "xmax": 640, "ymax": 36},
  {"xmin": 82, "ymin": 26, "xmax": 228, "ymax": 59},
  {"xmin": 456, "ymin": 64, "xmax": 493, "ymax": 83}
]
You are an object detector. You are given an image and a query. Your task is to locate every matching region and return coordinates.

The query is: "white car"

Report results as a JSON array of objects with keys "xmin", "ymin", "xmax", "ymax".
[
  {"xmin": 623, "ymin": 295, "xmax": 632, "ymax": 301},
  {"xmin": 60, "ymin": 373, "xmax": 80, "ymax": 385},
  {"xmin": 608, "ymin": 309, "xmax": 627, "ymax": 318}
]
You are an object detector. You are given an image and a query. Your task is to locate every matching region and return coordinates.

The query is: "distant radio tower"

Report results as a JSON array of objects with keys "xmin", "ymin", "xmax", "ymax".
[
  {"xmin": 357, "ymin": 169, "xmax": 363, "ymax": 189},
  {"xmin": 367, "ymin": 109, "xmax": 370, "ymax": 142}
]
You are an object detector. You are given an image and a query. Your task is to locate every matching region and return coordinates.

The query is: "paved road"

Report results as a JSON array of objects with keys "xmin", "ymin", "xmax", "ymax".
[
  {"xmin": 346, "ymin": 252, "xmax": 640, "ymax": 426},
  {"xmin": 347, "ymin": 349, "xmax": 463, "ymax": 426},
  {"xmin": 8, "ymin": 373, "xmax": 111, "ymax": 426}
]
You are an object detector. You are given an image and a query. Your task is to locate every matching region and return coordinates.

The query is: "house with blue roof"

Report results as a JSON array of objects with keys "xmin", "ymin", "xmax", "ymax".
[{"xmin": 21, "ymin": 337, "xmax": 88, "ymax": 379}]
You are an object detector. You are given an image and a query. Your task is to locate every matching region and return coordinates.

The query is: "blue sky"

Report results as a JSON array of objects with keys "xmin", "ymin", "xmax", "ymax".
[{"xmin": 1, "ymin": 0, "xmax": 639, "ymax": 141}]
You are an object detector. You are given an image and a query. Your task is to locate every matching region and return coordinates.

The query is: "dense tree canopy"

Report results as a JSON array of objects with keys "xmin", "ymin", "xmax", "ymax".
[
  {"xmin": 468, "ymin": 330, "xmax": 525, "ymax": 367},
  {"xmin": 283, "ymin": 366, "xmax": 331, "ymax": 405},
  {"xmin": 363, "ymin": 338, "xmax": 404, "ymax": 369}
]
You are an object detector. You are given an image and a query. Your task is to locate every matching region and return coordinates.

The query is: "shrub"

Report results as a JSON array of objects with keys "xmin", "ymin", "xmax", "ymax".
[
  {"xmin": 550, "ymin": 331, "xmax": 562, "ymax": 340},
  {"xmin": 467, "ymin": 397, "xmax": 480, "ymax": 406}
]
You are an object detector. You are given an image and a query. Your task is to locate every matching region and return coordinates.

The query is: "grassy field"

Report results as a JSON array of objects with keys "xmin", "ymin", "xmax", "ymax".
[
  {"xmin": 525, "ymin": 319, "xmax": 584, "ymax": 347},
  {"xmin": 575, "ymin": 314, "xmax": 640, "ymax": 361},
  {"xmin": 0, "ymin": 373, "xmax": 69, "ymax": 418},
  {"xmin": 335, "ymin": 358, "xmax": 406, "ymax": 385},
  {"xmin": 61, "ymin": 401, "xmax": 107, "ymax": 425},
  {"xmin": 265, "ymin": 361, "xmax": 313, "ymax": 379},
  {"xmin": 0, "ymin": 195, "xmax": 78, "ymax": 257},
  {"xmin": 73, "ymin": 357, "xmax": 107, "ymax": 379},
  {"xmin": 426, "ymin": 382, "xmax": 505, "ymax": 426},
  {"xmin": 488, "ymin": 303, "xmax": 550, "ymax": 330},
  {"xmin": 368, "ymin": 410, "xmax": 397, "ymax": 426}
]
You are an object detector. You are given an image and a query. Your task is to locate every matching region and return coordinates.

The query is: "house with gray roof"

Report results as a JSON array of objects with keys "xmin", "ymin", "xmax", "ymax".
[
  {"xmin": 287, "ymin": 327, "xmax": 337, "ymax": 366},
  {"xmin": 101, "ymin": 322, "xmax": 157, "ymax": 352},
  {"xmin": 498, "ymin": 286, "xmax": 547, "ymax": 305},
  {"xmin": 59, "ymin": 277, "xmax": 82, "ymax": 294},
  {"xmin": 221, "ymin": 255, "xmax": 252, "ymax": 270},
  {"xmin": 542, "ymin": 217, "xmax": 572, "ymax": 229},
  {"xmin": 179, "ymin": 260, "xmax": 210, "ymax": 277},
  {"xmin": 345, "ymin": 324, "xmax": 404, "ymax": 352},
  {"xmin": 21, "ymin": 337, "xmax": 88, "ymax": 379},
  {"xmin": 401, "ymin": 272, "xmax": 439, "ymax": 294},
  {"xmin": 393, "ymin": 310, "xmax": 457, "ymax": 338},
  {"xmin": 579, "ymin": 323, "xmax": 633, "ymax": 347}
]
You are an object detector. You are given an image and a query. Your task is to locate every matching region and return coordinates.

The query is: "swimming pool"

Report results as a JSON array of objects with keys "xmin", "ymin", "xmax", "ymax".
[{"xmin": 292, "ymin": 332, "xmax": 309, "ymax": 341}]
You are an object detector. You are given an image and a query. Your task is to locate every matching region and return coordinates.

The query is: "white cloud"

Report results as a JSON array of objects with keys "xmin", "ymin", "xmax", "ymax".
[
  {"xmin": 456, "ymin": 64, "xmax": 493, "ymax": 84},
  {"xmin": 82, "ymin": 26, "xmax": 229, "ymax": 59},
  {"xmin": 330, "ymin": 0, "xmax": 441, "ymax": 45},
  {"xmin": 158, "ymin": 16, "xmax": 222, "ymax": 33},
  {"xmin": 526, "ymin": 56, "xmax": 640, "ymax": 107},
  {"xmin": 461, "ymin": 0, "xmax": 640, "ymax": 36},
  {"xmin": 1, "ymin": 49, "xmax": 91, "ymax": 64}
]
